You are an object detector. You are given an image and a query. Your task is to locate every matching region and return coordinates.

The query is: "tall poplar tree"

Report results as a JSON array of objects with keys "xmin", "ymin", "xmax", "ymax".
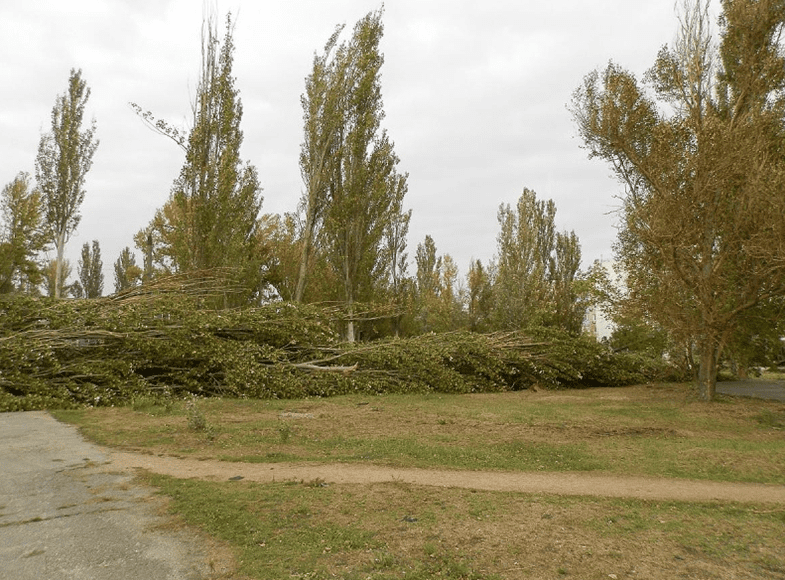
[
  {"xmin": 74, "ymin": 239, "xmax": 103, "ymax": 298},
  {"xmin": 467, "ymin": 259, "xmax": 493, "ymax": 332},
  {"xmin": 135, "ymin": 14, "xmax": 263, "ymax": 299},
  {"xmin": 493, "ymin": 189, "xmax": 555, "ymax": 330},
  {"xmin": 491, "ymin": 188, "xmax": 583, "ymax": 334},
  {"xmin": 382, "ymin": 205, "xmax": 411, "ymax": 336},
  {"xmin": 572, "ymin": 0, "xmax": 785, "ymax": 400},
  {"xmin": 553, "ymin": 230, "xmax": 584, "ymax": 335},
  {"xmin": 298, "ymin": 9, "xmax": 410, "ymax": 340},
  {"xmin": 35, "ymin": 68, "xmax": 98, "ymax": 298},
  {"xmin": 414, "ymin": 234, "xmax": 442, "ymax": 333}
]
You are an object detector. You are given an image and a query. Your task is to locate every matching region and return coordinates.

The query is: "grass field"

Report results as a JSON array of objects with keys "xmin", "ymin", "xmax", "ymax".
[{"xmin": 53, "ymin": 383, "xmax": 785, "ymax": 579}]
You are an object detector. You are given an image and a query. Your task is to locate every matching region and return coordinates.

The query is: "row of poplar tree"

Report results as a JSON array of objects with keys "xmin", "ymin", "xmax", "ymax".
[{"xmin": 0, "ymin": 9, "xmax": 588, "ymax": 341}]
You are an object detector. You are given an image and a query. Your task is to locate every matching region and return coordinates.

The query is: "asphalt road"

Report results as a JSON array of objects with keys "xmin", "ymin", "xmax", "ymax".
[
  {"xmin": 716, "ymin": 379, "xmax": 785, "ymax": 402},
  {"xmin": 0, "ymin": 411, "xmax": 216, "ymax": 580}
]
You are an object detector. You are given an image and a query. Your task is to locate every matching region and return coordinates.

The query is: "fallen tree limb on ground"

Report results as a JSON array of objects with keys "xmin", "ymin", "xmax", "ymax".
[{"xmin": 0, "ymin": 272, "xmax": 673, "ymax": 410}]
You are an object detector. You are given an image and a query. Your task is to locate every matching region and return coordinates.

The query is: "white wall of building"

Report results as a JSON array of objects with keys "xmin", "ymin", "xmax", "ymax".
[{"xmin": 583, "ymin": 260, "xmax": 622, "ymax": 342}]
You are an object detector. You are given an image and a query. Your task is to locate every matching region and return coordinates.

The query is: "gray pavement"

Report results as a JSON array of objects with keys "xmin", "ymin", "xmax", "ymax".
[
  {"xmin": 716, "ymin": 379, "xmax": 785, "ymax": 402},
  {"xmin": 0, "ymin": 411, "xmax": 216, "ymax": 580}
]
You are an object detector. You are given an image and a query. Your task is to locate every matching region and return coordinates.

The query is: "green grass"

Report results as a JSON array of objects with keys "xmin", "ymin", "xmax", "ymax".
[
  {"xmin": 141, "ymin": 473, "xmax": 785, "ymax": 580},
  {"xmin": 596, "ymin": 436, "xmax": 785, "ymax": 482},
  {"xmin": 294, "ymin": 434, "xmax": 605, "ymax": 472},
  {"xmin": 50, "ymin": 384, "xmax": 785, "ymax": 579},
  {"xmin": 145, "ymin": 474, "xmax": 502, "ymax": 579},
  {"xmin": 52, "ymin": 384, "xmax": 785, "ymax": 484}
]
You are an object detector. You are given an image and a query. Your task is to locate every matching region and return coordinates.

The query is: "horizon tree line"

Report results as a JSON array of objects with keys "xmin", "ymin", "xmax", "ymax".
[{"xmin": 0, "ymin": 12, "xmax": 587, "ymax": 335}]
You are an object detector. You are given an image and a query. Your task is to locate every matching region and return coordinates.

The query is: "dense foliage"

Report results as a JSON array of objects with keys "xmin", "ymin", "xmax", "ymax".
[
  {"xmin": 0, "ymin": 273, "xmax": 672, "ymax": 411},
  {"xmin": 572, "ymin": 0, "xmax": 785, "ymax": 399}
]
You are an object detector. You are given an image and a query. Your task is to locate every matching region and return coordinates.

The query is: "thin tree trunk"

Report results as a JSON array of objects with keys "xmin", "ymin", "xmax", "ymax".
[
  {"xmin": 54, "ymin": 230, "xmax": 66, "ymax": 299},
  {"xmin": 144, "ymin": 232, "xmax": 154, "ymax": 282},
  {"xmin": 344, "ymin": 258, "xmax": 355, "ymax": 342},
  {"xmin": 346, "ymin": 301, "xmax": 355, "ymax": 343},
  {"xmin": 294, "ymin": 209, "xmax": 316, "ymax": 303},
  {"xmin": 697, "ymin": 339, "xmax": 718, "ymax": 401},
  {"xmin": 343, "ymin": 235, "xmax": 355, "ymax": 342}
]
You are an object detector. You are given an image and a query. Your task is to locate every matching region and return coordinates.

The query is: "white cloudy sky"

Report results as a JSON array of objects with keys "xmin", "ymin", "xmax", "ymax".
[{"xmin": 1, "ymin": 0, "xmax": 690, "ymax": 291}]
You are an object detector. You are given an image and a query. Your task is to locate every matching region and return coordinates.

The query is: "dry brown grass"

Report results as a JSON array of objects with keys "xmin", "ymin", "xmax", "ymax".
[
  {"xmin": 53, "ymin": 383, "xmax": 785, "ymax": 579},
  {"xmin": 58, "ymin": 383, "xmax": 785, "ymax": 484},
  {"xmin": 141, "ymin": 472, "xmax": 785, "ymax": 580}
]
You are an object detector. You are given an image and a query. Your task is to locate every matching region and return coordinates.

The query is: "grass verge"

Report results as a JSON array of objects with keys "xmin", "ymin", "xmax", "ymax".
[
  {"xmin": 140, "ymin": 473, "xmax": 785, "ymax": 580},
  {"xmin": 53, "ymin": 383, "xmax": 785, "ymax": 484}
]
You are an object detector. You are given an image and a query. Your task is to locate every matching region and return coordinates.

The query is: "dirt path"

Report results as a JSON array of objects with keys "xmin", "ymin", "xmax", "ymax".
[{"xmin": 106, "ymin": 450, "xmax": 785, "ymax": 504}]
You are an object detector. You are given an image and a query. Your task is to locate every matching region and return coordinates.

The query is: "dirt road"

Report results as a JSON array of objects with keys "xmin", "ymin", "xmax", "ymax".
[{"xmin": 106, "ymin": 450, "xmax": 785, "ymax": 504}]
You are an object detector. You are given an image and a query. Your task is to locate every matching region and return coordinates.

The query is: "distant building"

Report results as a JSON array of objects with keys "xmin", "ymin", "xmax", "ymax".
[
  {"xmin": 584, "ymin": 303, "xmax": 613, "ymax": 342},
  {"xmin": 583, "ymin": 260, "xmax": 622, "ymax": 342}
]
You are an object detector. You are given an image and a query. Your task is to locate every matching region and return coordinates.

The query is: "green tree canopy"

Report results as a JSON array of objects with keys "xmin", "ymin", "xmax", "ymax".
[
  {"xmin": 467, "ymin": 259, "xmax": 493, "ymax": 332},
  {"xmin": 572, "ymin": 0, "xmax": 785, "ymax": 400},
  {"xmin": 134, "ymin": 14, "xmax": 264, "ymax": 303},
  {"xmin": 35, "ymin": 68, "xmax": 98, "ymax": 299},
  {"xmin": 414, "ymin": 234, "xmax": 442, "ymax": 333},
  {"xmin": 0, "ymin": 173, "xmax": 47, "ymax": 293},
  {"xmin": 113, "ymin": 246, "xmax": 142, "ymax": 294},
  {"xmin": 491, "ymin": 188, "xmax": 584, "ymax": 334}
]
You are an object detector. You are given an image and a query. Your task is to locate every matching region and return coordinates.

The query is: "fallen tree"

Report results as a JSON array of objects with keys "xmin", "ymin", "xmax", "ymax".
[{"xmin": 0, "ymin": 272, "xmax": 673, "ymax": 410}]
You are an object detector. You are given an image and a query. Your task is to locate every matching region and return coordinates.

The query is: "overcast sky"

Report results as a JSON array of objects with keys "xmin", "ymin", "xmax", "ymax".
[{"xmin": 1, "ymin": 0, "xmax": 690, "ymax": 293}]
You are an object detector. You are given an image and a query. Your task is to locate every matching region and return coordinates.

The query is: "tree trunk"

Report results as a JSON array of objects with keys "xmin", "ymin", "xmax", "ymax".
[
  {"xmin": 294, "ymin": 205, "xmax": 317, "ymax": 303},
  {"xmin": 54, "ymin": 230, "xmax": 66, "ymax": 299},
  {"xmin": 697, "ymin": 340, "xmax": 718, "ymax": 401},
  {"xmin": 343, "ymin": 246, "xmax": 355, "ymax": 342},
  {"xmin": 346, "ymin": 301, "xmax": 355, "ymax": 343},
  {"xmin": 144, "ymin": 232, "xmax": 154, "ymax": 282},
  {"xmin": 294, "ymin": 229, "xmax": 312, "ymax": 303}
]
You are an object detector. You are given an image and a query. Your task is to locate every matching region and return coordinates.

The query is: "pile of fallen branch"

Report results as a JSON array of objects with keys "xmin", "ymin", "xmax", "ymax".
[{"xmin": 0, "ymin": 272, "xmax": 667, "ymax": 410}]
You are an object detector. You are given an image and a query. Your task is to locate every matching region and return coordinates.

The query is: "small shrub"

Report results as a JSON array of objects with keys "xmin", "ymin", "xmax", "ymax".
[
  {"xmin": 277, "ymin": 421, "xmax": 293, "ymax": 443},
  {"xmin": 185, "ymin": 398, "xmax": 208, "ymax": 432}
]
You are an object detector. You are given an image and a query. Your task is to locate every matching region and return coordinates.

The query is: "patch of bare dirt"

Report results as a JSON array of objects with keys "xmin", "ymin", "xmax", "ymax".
[{"xmin": 104, "ymin": 451, "xmax": 785, "ymax": 504}]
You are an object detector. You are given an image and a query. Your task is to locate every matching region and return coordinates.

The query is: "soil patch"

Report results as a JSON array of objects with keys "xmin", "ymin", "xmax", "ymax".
[{"xmin": 105, "ymin": 451, "xmax": 785, "ymax": 504}]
